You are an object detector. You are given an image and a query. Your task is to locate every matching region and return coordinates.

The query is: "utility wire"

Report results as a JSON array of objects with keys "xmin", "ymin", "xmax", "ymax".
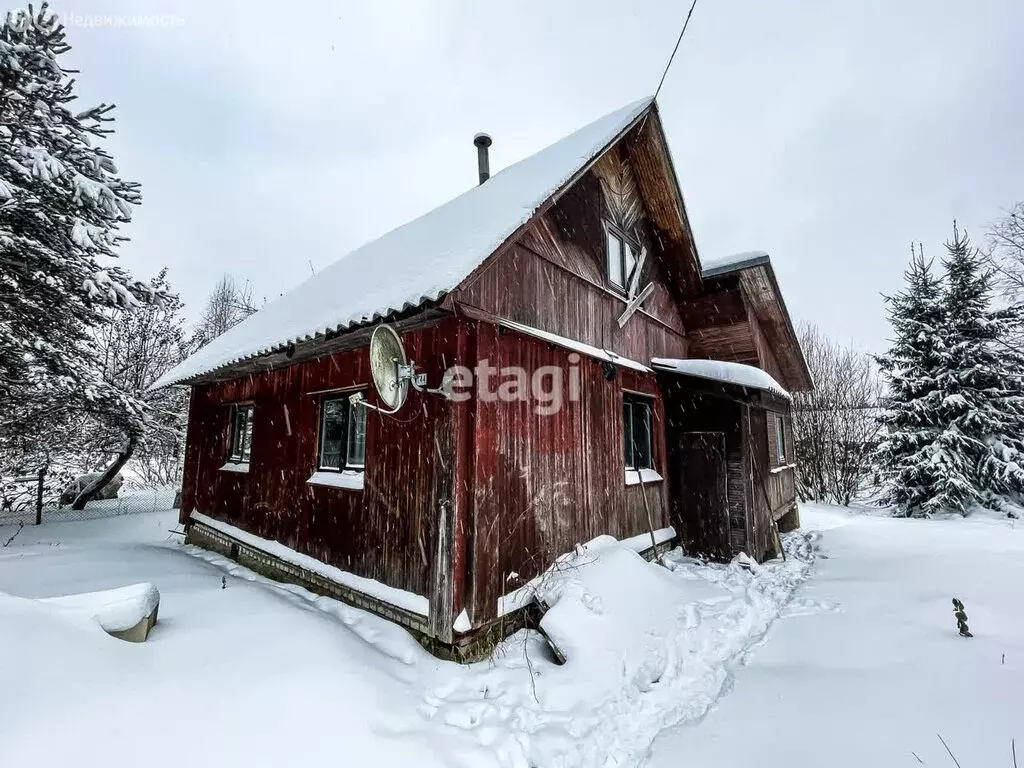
[{"xmin": 653, "ymin": 0, "xmax": 700, "ymax": 102}]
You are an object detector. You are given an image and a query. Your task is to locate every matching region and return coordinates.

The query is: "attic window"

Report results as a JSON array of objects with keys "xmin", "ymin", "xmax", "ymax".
[{"xmin": 606, "ymin": 224, "xmax": 639, "ymax": 291}]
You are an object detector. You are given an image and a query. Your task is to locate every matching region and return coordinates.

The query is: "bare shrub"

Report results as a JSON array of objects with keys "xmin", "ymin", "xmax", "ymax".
[{"xmin": 792, "ymin": 323, "xmax": 884, "ymax": 505}]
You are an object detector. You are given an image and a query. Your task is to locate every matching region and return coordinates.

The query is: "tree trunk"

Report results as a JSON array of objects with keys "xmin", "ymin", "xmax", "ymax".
[{"xmin": 71, "ymin": 432, "xmax": 139, "ymax": 510}]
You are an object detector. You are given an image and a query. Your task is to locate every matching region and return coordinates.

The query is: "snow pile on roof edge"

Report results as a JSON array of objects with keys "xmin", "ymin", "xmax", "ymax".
[
  {"xmin": 652, "ymin": 357, "xmax": 791, "ymax": 399},
  {"xmin": 700, "ymin": 250, "xmax": 770, "ymax": 277},
  {"xmin": 153, "ymin": 97, "xmax": 655, "ymax": 389}
]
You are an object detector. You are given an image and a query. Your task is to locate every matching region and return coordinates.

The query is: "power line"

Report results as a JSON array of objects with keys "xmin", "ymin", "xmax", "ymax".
[{"xmin": 653, "ymin": 0, "xmax": 700, "ymax": 102}]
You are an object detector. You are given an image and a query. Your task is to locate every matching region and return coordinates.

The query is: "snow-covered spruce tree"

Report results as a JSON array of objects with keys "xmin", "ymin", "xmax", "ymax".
[
  {"xmin": 937, "ymin": 226, "xmax": 1024, "ymax": 507},
  {"xmin": 0, "ymin": 5, "xmax": 158, "ymax": 503},
  {"xmin": 874, "ymin": 249, "xmax": 959, "ymax": 516}
]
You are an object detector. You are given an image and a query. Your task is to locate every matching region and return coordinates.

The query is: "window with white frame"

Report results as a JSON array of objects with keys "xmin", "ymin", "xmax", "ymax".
[
  {"xmin": 606, "ymin": 224, "xmax": 640, "ymax": 291},
  {"xmin": 623, "ymin": 393, "xmax": 654, "ymax": 471},
  {"xmin": 228, "ymin": 403, "xmax": 254, "ymax": 463},
  {"xmin": 318, "ymin": 393, "xmax": 367, "ymax": 472}
]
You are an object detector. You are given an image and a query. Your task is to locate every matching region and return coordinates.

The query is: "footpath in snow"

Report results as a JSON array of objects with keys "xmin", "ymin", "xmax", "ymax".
[
  {"xmin": 0, "ymin": 506, "xmax": 815, "ymax": 768},
  {"xmin": 646, "ymin": 504, "xmax": 1024, "ymax": 768}
]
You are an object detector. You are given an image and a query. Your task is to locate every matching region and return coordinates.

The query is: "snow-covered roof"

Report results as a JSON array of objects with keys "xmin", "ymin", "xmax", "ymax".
[
  {"xmin": 651, "ymin": 357, "xmax": 791, "ymax": 400},
  {"xmin": 700, "ymin": 250, "xmax": 770, "ymax": 279},
  {"xmin": 153, "ymin": 97, "xmax": 655, "ymax": 389}
]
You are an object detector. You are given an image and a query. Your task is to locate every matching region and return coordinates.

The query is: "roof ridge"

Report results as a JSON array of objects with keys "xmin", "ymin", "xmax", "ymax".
[{"xmin": 153, "ymin": 96, "xmax": 656, "ymax": 389}]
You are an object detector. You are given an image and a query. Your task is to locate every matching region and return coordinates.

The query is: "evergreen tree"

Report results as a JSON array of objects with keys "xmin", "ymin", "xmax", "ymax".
[
  {"xmin": 876, "ymin": 227, "xmax": 1024, "ymax": 517},
  {"xmin": 937, "ymin": 227, "xmax": 1024, "ymax": 506},
  {"xmin": 0, "ymin": 6, "xmax": 159, "ymax": 477},
  {"xmin": 874, "ymin": 249, "xmax": 956, "ymax": 515}
]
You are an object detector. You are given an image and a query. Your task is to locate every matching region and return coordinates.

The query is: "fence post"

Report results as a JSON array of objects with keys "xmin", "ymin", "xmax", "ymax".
[{"xmin": 35, "ymin": 464, "xmax": 45, "ymax": 526}]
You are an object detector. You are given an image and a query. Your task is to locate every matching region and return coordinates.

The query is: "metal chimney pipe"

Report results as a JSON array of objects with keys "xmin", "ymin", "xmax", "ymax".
[{"xmin": 473, "ymin": 132, "xmax": 492, "ymax": 185}]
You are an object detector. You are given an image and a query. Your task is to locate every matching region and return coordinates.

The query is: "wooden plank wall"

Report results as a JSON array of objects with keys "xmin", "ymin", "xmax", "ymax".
[
  {"xmin": 728, "ymin": 440, "xmax": 748, "ymax": 555},
  {"xmin": 745, "ymin": 406, "xmax": 774, "ymax": 560},
  {"xmin": 765, "ymin": 409, "xmax": 797, "ymax": 522},
  {"xmin": 455, "ymin": 163, "xmax": 688, "ymax": 367},
  {"xmin": 750, "ymin": 308, "xmax": 786, "ymax": 386},
  {"xmin": 179, "ymin": 318, "xmax": 466, "ymax": 604},
  {"xmin": 767, "ymin": 468, "xmax": 796, "ymax": 519},
  {"xmin": 466, "ymin": 323, "xmax": 668, "ymax": 625},
  {"xmin": 739, "ymin": 265, "xmax": 811, "ymax": 392}
]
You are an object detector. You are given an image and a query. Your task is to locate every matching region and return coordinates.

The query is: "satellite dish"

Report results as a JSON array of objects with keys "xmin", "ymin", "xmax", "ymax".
[{"xmin": 368, "ymin": 324, "xmax": 410, "ymax": 414}]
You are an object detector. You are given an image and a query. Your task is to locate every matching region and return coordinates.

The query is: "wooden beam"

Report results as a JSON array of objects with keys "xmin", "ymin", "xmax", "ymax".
[{"xmin": 617, "ymin": 282, "xmax": 654, "ymax": 327}]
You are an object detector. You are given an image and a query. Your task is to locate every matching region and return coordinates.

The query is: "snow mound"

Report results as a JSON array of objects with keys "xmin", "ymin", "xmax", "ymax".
[
  {"xmin": 538, "ymin": 544, "xmax": 697, "ymax": 697},
  {"xmin": 0, "ymin": 589, "xmax": 115, "ymax": 643},
  {"xmin": 41, "ymin": 582, "xmax": 159, "ymax": 633},
  {"xmin": 0, "ymin": 590, "xmax": 132, "ymax": 700},
  {"xmin": 153, "ymin": 97, "xmax": 654, "ymax": 388},
  {"xmin": 652, "ymin": 357, "xmax": 791, "ymax": 400},
  {"xmin": 412, "ymin": 532, "xmax": 818, "ymax": 768}
]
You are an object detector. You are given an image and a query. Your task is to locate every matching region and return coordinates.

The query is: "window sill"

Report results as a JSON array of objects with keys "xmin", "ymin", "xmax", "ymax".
[
  {"xmin": 219, "ymin": 461, "xmax": 250, "ymax": 473},
  {"xmin": 625, "ymin": 468, "xmax": 663, "ymax": 486},
  {"xmin": 770, "ymin": 463, "xmax": 796, "ymax": 474},
  {"xmin": 307, "ymin": 470, "xmax": 364, "ymax": 490}
]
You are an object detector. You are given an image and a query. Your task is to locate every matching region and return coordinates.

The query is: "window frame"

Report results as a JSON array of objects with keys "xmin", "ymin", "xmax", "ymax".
[
  {"xmin": 605, "ymin": 222, "xmax": 641, "ymax": 294},
  {"xmin": 317, "ymin": 391, "xmax": 367, "ymax": 473},
  {"xmin": 227, "ymin": 403, "xmax": 254, "ymax": 464},
  {"xmin": 623, "ymin": 392, "xmax": 655, "ymax": 472},
  {"xmin": 775, "ymin": 413, "xmax": 787, "ymax": 464}
]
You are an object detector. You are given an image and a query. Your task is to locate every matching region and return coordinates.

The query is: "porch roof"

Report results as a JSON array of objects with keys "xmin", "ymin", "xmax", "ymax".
[{"xmin": 651, "ymin": 357, "xmax": 791, "ymax": 400}]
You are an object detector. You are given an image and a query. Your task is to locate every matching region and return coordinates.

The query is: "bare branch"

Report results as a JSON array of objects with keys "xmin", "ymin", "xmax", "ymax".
[
  {"xmin": 792, "ymin": 322, "xmax": 883, "ymax": 505},
  {"xmin": 2, "ymin": 521, "xmax": 25, "ymax": 547}
]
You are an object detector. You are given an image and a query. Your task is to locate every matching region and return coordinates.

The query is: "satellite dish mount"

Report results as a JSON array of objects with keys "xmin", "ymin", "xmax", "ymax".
[{"xmin": 352, "ymin": 324, "xmax": 451, "ymax": 414}]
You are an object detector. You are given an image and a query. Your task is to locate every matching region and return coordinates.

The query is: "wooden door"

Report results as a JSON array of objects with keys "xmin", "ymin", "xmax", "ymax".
[{"xmin": 673, "ymin": 432, "xmax": 730, "ymax": 560}]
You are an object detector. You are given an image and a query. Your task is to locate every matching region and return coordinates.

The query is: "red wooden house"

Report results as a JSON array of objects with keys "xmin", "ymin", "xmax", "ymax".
[{"xmin": 155, "ymin": 97, "xmax": 811, "ymax": 658}]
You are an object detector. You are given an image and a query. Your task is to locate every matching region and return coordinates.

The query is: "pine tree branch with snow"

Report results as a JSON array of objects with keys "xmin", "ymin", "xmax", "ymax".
[{"xmin": 0, "ymin": 4, "xmax": 163, "ymax": 493}]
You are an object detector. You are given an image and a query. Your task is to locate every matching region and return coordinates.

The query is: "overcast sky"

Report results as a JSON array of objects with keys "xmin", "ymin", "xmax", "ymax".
[{"xmin": 60, "ymin": 0, "xmax": 1023, "ymax": 353}]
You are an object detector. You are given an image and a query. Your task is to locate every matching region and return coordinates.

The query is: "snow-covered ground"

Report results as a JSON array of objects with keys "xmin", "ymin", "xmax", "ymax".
[
  {"xmin": 647, "ymin": 504, "xmax": 1024, "ymax": 767},
  {"xmin": 0, "ymin": 502, "xmax": 1020, "ymax": 767}
]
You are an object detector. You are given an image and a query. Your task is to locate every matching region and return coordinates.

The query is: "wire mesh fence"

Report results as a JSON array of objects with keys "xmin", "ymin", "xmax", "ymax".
[{"xmin": 0, "ymin": 485, "xmax": 178, "ymax": 527}]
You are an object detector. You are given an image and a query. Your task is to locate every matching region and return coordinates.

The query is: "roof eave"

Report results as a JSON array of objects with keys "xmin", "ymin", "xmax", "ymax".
[
  {"xmin": 701, "ymin": 252, "xmax": 771, "ymax": 279},
  {"xmin": 760, "ymin": 260, "xmax": 813, "ymax": 391}
]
